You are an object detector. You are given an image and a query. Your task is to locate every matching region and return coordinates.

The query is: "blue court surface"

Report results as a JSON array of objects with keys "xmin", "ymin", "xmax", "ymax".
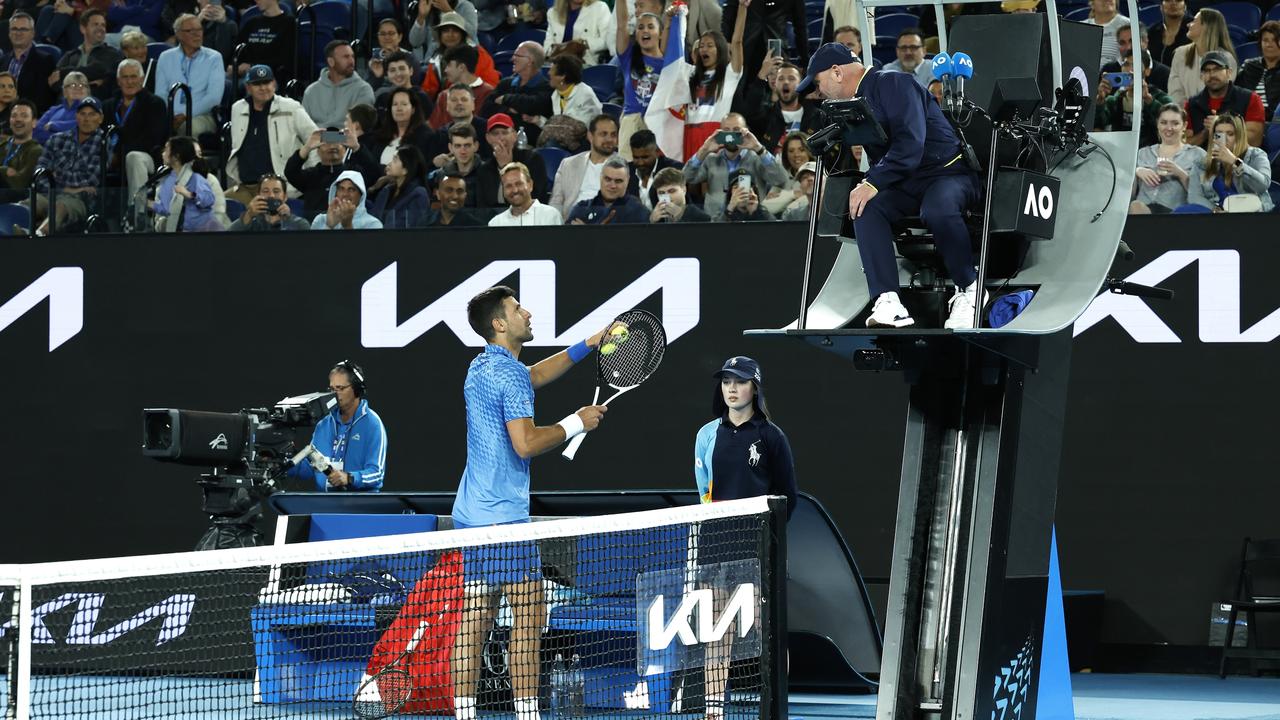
[{"xmin": 5, "ymin": 673, "xmax": 1279, "ymax": 719}]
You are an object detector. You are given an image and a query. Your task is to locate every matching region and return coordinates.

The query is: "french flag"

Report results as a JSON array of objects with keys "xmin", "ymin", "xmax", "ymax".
[{"xmin": 643, "ymin": 0, "xmax": 691, "ymax": 161}]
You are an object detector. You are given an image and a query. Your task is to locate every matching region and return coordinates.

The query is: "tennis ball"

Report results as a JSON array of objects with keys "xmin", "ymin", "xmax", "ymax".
[
  {"xmin": 600, "ymin": 342, "xmax": 617, "ymax": 355},
  {"xmin": 610, "ymin": 325, "xmax": 629, "ymax": 337}
]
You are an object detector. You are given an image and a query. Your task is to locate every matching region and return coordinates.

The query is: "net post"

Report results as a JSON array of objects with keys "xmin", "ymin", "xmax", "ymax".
[
  {"xmin": 761, "ymin": 496, "xmax": 789, "ymax": 720},
  {"xmin": 14, "ymin": 580, "xmax": 31, "ymax": 720}
]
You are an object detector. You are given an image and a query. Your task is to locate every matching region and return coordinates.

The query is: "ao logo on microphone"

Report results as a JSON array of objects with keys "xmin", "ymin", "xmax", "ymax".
[
  {"xmin": 954, "ymin": 53, "xmax": 974, "ymax": 75},
  {"xmin": 1023, "ymin": 182, "xmax": 1056, "ymax": 220}
]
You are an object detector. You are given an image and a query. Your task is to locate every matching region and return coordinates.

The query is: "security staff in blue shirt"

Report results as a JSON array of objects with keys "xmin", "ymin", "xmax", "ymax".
[
  {"xmin": 451, "ymin": 285, "xmax": 611, "ymax": 720},
  {"xmin": 799, "ymin": 42, "xmax": 985, "ymax": 330},
  {"xmin": 290, "ymin": 360, "xmax": 388, "ymax": 491},
  {"xmin": 692, "ymin": 355, "xmax": 796, "ymax": 717}
]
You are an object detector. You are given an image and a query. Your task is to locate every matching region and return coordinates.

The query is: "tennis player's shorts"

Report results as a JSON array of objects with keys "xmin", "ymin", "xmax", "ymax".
[{"xmin": 453, "ymin": 518, "xmax": 543, "ymax": 594}]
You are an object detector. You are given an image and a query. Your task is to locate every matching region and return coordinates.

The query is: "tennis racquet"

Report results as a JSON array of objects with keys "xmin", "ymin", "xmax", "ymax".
[
  {"xmin": 562, "ymin": 309, "xmax": 667, "ymax": 461},
  {"xmin": 352, "ymin": 615, "xmax": 433, "ymax": 719}
]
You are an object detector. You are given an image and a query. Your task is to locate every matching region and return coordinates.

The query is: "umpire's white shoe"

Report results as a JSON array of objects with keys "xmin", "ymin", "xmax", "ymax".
[
  {"xmin": 945, "ymin": 282, "xmax": 989, "ymax": 329},
  {"xmin": 866, "ymin": 292, "xmax": 915, "ymax": 328}
]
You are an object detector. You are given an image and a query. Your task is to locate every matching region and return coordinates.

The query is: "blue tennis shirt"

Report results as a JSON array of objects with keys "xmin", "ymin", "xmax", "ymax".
[{"xmin": 453, "ymin": 344, "xmax": 536, "ymax": 526}]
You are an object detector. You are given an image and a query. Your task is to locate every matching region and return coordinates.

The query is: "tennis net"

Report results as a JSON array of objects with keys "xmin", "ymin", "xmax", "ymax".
[{"xmin": 1, "ymin": 496, "xmax": 787, "ymax": 720}]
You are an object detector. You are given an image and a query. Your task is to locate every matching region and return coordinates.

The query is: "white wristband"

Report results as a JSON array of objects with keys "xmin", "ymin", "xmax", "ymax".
[{"xmin": 557, "ymin": 413, "xmax": 585, "ymax": 441}]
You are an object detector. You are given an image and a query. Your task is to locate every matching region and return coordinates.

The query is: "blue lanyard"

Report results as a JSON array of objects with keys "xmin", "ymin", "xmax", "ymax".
[
  {"xmin": 331, "ymin": 418, "xmax": 355, "ymax": 463},
  {"xmin": 2, "ymin": 139, "xmax": 19, "ymax": 166},
  {"xmin": 115, "ymin": 98, "xmax": 135, "ymax": 127}
]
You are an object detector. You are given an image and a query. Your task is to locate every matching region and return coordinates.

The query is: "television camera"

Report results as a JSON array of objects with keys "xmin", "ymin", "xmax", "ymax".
[{"xmin": 142, "ymin": 391, "xmax": 337, "ymax": 549}]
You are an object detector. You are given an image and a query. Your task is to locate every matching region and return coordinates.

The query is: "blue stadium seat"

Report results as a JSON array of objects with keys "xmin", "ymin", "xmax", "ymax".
[
  {"xmin": 874, "ymin": 13, "xmax": 921, "ymax": 38},
  {"xmin": 600, "ymin": 101, "xmax": 622, "ymax": 119},
  {"xmin": 491, "ymin": 49, "xmax": 514, "ymax": 79},
  {"xmin": 495, "ymin": 27, "xmax": 545, "ymax": 54},
  {"xmin": 583, "ymin": 64, "xmax": 618, "ymax": 102},
  {"xmin": 34, "ymin": 43, "xmax": 62, "ymax": 62},
  {"xmin": 1265, "ymin": 123, "xmax": 1280, "ymax": 154},
  {"xmin": 240, "ymin": 5, "xmax": 263, "ymax": 25},
  {"xmin": 807, "ymin": 17, "xmax": 824, "ymax": 41},
  {"xmin": 147, "ymin": 42, "xmax": 168, "ymax": 61},
  {"xmin": 1212, "ymin": 2, "xmax": 1262, "ymax": 34},
  {"xmin": 1138, "ymin": 5, "xmax": 1163, "ymax": 28},
  {"xmin": 1237, "ymin": 41, "xmax": 1260, "ymax": 61},
  {"xmin": 1064, "ymin": 6, "xmax": 1092, "ymax": 22},
  {"xmin": 225, "ymin": 198, "xmax": 246, "ymax": 222},
  {"xmin": 1228, "ymin": 24, "xmax": 1254, "ymax": 45},
  {"xmin": 535, "ymin": 146, "xmax": 569, "ymax": 184},
  {"xmin": 0, "ymin": 203, "xmax": 31, "ymax": 235},
  {"xmin": 871, "ymin": 40, "xmax": 897, "ymax": 66},
  {"xmin": 1270, "ymin": 4, "xmax": 1280, "ymax": 23},
  {"xmin": 288, "ymin": 198, "xmax": 306, "ymax": 218}
]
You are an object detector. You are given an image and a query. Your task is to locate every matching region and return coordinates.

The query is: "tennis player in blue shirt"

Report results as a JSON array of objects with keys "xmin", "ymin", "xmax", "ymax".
[{"xmin": 451, "ymin": 285, "xmax": 611, "ymax": 720}]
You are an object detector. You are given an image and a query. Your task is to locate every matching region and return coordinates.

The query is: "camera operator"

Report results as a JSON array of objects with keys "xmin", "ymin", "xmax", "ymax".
[
  {"xmin": 227, "ymin": 174, "xmax": 310, "ymax": 231},
  {"xmin": 289, "ymin": 361, "xmax": 387, "ymax": 492}
]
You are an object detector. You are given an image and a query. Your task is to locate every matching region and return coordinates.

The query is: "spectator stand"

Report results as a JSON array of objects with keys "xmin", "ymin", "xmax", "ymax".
[
  {"xmin": 147, "ymin": 42, "xmax": 168, "ymax": 62},
  {"xmin": 1237, "ymin": 40, "xmax": 1260, "ymax": 61}
]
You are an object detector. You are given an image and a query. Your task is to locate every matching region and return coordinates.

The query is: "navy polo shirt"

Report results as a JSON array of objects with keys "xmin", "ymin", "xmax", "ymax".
[{"xmin": 694, "ymin": 413, "xmax": 797, "ymax": 519}]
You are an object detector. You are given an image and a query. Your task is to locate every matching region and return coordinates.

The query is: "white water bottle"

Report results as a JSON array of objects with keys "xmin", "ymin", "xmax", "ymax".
[{"xmin": 516, "ymin": 126, "xmax": 529, "ymax": 150}]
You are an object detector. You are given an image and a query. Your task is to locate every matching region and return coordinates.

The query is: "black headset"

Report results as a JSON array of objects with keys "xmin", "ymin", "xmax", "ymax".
[{"xmin": 332, "ymin": 359, "xmax": 366, "ymax": 397}]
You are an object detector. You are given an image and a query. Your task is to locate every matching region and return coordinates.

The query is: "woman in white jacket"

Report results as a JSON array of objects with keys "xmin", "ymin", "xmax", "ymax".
[
  {"xmin": 1167, "ymin": 8, "xmax": 1236, "ymax": 105},
  {"xmin": 547, "ymin": 54, "xmax": 603, "ymax": 125},
  {"xmin": 544, "ymin": 0, "xmax": 616, "ymax": 67}
]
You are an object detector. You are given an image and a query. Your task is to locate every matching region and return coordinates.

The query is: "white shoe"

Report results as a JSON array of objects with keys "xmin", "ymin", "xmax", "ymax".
[
  {"xmin": 866, "ymin": 292, "xmax": 915, "ymax": 328},
  {"xmin": 944, "ymin": 282, "xmax": 989, "ymax": 329}
]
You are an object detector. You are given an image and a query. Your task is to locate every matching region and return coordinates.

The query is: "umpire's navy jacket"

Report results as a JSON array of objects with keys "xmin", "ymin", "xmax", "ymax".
[{"xmin": 852, "ymin": 68, "xmax": 970, "ymax": 190}]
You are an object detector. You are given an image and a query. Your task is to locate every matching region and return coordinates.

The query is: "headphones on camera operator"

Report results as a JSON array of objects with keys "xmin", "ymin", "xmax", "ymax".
[{"xmin": 332, "ymin": 359, "xmax": 366, "ymax": 397}]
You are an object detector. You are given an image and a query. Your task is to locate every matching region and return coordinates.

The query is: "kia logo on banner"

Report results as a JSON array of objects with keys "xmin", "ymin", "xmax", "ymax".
[
  {"xmin": 646, "ymin": 584, "xmax": 756, "ymax": 649},
  {"xmin": 0, "ymin": 267, "xmax": 83, "ymax": 351},
  {"xmin": 360, "ymin": 259, "xmax": 700, "ymax": 348},
  {"xmin": 0, "ymin": 591, "xmax": 195, "ymax": 646},
  {"xmin": 1075, "ymin": 249, "xmax": 1280, "ymax": 343}
]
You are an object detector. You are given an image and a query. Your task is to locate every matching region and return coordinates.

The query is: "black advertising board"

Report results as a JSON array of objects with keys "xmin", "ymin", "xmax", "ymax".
[{"xmin": 1, "ymin": 217, "xmax": 1277, "ymax": 656}]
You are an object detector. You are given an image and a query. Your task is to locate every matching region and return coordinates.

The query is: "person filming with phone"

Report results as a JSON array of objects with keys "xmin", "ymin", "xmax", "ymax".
[
  {"xmin": 1096, "ymin": 48, "xmax": 1171, "ymax": 146},
  {"xmin": 227, "ymin": 174, "xmax": 310, "ymax": 230},
  {"xmin": 719, "ymin": 168, "xmax": 776, "ymax": 222},
  {"xmin": 683, "ymin": 112, "xmax": 787, "ymax": 218},
  {"xmin": 1187, "ymin": 113, "xmax": 1272, "ymax": 212}
]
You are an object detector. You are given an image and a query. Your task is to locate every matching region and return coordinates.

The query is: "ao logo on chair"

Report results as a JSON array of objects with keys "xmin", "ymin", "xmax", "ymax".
[{"xmin": 1023, "ymin": 182, "xmax": 1056, "ymax": 220}]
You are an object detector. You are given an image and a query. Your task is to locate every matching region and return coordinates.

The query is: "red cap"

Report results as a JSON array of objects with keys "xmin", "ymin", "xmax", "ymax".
[{"xmin": 486, "ymin": 113, "xmax": 514, "ymax": 132}]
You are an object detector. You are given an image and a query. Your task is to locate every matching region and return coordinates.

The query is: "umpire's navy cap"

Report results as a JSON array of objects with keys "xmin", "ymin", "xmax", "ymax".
[{"xmin": 798, "ymin": 43, "xmax": 863, "ymax": 94}]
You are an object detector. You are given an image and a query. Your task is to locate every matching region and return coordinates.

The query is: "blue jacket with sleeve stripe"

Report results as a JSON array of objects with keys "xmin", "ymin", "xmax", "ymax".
[{"xmin": 290, "ymin": 398, "xmax": 387, "ymax": 491}]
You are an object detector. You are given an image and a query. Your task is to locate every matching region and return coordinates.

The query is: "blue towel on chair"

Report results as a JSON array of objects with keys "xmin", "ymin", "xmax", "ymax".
[{"xmin": 988, "ymin": 289, "xmax": 1035, "ymax": 329}]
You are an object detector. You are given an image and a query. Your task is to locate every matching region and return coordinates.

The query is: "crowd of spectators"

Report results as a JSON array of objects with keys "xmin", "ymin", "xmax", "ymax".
[{"xmin": 2, "ymin": 0, "xmax": 1280, "ymax": 234}]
